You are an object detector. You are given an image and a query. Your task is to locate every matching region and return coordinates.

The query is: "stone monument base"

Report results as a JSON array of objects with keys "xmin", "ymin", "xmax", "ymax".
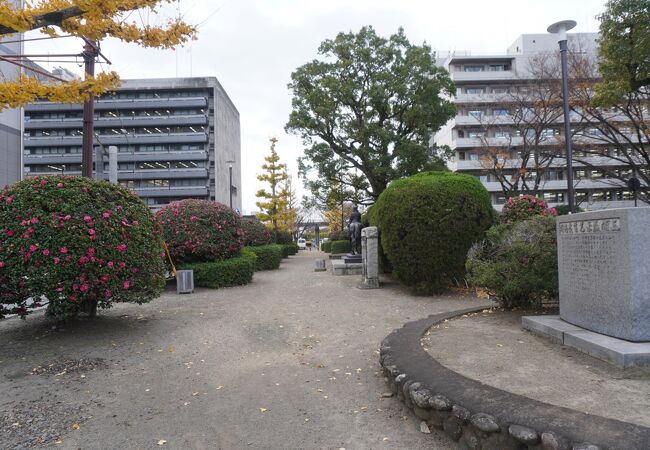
[
  {"xmin": 331, "ymin": 259, "xmax": 362, "ymax": 276},
  {"xmin": 522, "ymin": 315, "xmax": 650, "ymax": 368}
]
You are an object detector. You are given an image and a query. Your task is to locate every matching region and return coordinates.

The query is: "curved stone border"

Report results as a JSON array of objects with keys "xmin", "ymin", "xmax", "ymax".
[{"xmin": 379, "ymin": 306, "xmax": 650, "ymax": 450}]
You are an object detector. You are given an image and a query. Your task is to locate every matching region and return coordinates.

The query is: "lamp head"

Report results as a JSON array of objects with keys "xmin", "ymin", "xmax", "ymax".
[{"xmin": 547, "ymin": 20, "xmax": 577, "ymax": 42}]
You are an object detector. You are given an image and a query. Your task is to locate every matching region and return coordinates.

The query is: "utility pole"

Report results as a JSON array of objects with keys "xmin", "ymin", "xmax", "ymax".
[{"xmin": 81, "ymin": 39, "xmax": 99, "ymax": 178}]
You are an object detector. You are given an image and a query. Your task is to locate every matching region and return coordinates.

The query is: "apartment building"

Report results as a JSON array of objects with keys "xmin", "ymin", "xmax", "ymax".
[
  {"xmin": 436, "ymin": 33, "xmax": 640, "ymax": 210},
  {"xmin": 23, "ymin": 77, "xmax": 241, "ymax": 210}
]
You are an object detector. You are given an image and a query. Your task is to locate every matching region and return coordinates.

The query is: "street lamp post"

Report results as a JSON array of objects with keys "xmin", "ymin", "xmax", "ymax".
[
  {"xmin": 548, "ymin": 19, "xmax": 577, "ymax": 214},
  {"xmin": 226, "ymin": 159, "xmax": 235, "ymax": 210}
]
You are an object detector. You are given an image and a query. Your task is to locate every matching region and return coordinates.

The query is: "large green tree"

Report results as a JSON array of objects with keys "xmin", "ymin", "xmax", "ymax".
[
  {"xmin": 286, "ymin": 26, "xmax": 455, "ymax": 204},
  {"xmin": 594, "ymin": 0, "xmax": 650, "ymax": 105}
]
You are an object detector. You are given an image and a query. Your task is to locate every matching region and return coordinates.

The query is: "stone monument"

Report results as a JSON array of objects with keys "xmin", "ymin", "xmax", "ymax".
[
  {"xmin": 556, "ymin": 208, "xmax": 650, "ymax": 341},
  {"xmin": 523, "ymin": 208, "xmax": 650, "ymax": 367},
  {"xmin": 359, "ymin": 226, "xmax": 379, "ymax": 289}
]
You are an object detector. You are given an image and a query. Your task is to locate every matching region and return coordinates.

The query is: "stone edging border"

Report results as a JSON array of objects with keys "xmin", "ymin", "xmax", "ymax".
[{"xmin": 379, "ymin": 306, "xmax": 650, "ymax": 450}]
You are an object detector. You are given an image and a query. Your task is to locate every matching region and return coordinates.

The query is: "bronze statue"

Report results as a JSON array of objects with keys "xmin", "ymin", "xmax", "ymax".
[{"xmin": 348, "ymin": 206, "xmax": 362, "ymax": 255}]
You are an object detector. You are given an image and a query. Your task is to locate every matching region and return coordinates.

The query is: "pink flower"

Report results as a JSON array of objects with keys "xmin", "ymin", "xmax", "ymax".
[
  {"xmin": 83, "ymin": 215, "xmax": 92, "ymax": 223},
  {"xmin": 104, "ymin": 289, "xmax": 112, "ymax": 298},
  {"xmin": 132, "ymin": 220, "xmax": 139, "ymax": 225},
  {"xmin": 102, "ymin": 211, "xmax": 111, "ymax": 219},
  {"xmin": 29, "ymin": 244, "xmax": 38, "ymax": 252},
  {"xmin": 82, "ymin": 186, "xmax": 88, "ymax": 193},
  {"xmin": 107, "ymin": 261, "xmax": 114, "ymax": 268},
  {"xmin": 88, "ymin": 229, "xmax": 96, "ymax": 236},
  {"xmin": 42, "ymin": 249, "xmax": 50, "ymax": 256},
  {"xmin": 116, "ymin": 243, "xmax": 127, "ymax": 253},
  {"xmin": 53, "ymin": 257, "xmax": 60, "ymax": 264},
  {"xmin": 190, "ymin": 215, "xmax": 198, "ymax": 221},
  {"xmin": 60, "ymin": 247, "xmax": 68, "ymax": 254},
  {"xmin": 57, "ymin": 182, "xmax": 63, "ymax": 188},
  {"xmin": 55, "ymin": 287, "xmax": 64, "ymax": 292},
  {"xmin": 30, "ymin": 217, "xmax": 39, "ymax": 224},
  {"xmin": 79, "ymin": 283, "xmax": 89, "ymax": 293},
  {"xmin": 0, "ymin": 261, "xmax": 5, "ymax": 268},
  {"xmin": 5, "ymin": 195, "xmax": 13, "ymax": 203},
  {"xmin": 88, "ymin": 247, "xmax": 95, "ymax": 256},
  {"xmin": 118, "ymin": 262, "xmax": 126, "ymax": 269},
  {"xmin": 40, "ymin": 179, "xmax": 47, "ymax": 186},
  {"xmin": 6, "ymin": 230, "xmax": 13, "ymax": 237},
  {"xmin": 78, "ymin": 256, "xmax": 89, "ymax": 264},
  {"xmin": 123, "ymin": 280, "xmax": 130, "ymax": 290},
  {"xmin": 130, "ymin": 267, "xmax": 138, "ymax": 274}
]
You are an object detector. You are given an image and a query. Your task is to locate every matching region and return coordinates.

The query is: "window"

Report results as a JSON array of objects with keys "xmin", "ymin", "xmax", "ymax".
[
  {"xmin": 458, "ymin": 151, "xmax": 466, "ymax": 161},
  {"xmin": 495, "ymin": 194, "xmax": 506, "ymax": 204},
  {"xmin": 468, "ymin": 153, "xmax": 480, "ymax": 161},
  {"xmin": 492, "ymin": 87, "xmax": 508, "ymax": 94},
  {"xmin": 575, "ymin": 170, "xmax": 588, "ymax": 179},
  {"xmin": 464, "ymin": 65, "xmax": 484, "ymax": 72},
  {"xmin": 468, "ymin": 110, "xmax": 484, "ymax": 118},
  {"xmin": 494, "ymin": 131, "xmax": 510, "ymax": 139},
  {"xmin": 493, "ymin": 109, "xmax": 509, "ymax": 116},
  {"xmin": 466, "ymin": 87, "xmax": 485, "ymax": 95},
  {"xmin": 468, "ymin": 131, "xmax": 484, "ymax": 139},
  {"xmin": 488, "ymin": 64, "xmax": 508, "ymax": 71}
]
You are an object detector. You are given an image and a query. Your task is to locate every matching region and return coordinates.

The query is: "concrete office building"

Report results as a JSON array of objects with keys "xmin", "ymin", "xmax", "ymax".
[
  {"xmin": 436, "ymin": 33, "xmax": 640, "ymax": 210},
  {"xmin": 23, "ymin": 77, "xmax": 241, "ymax": 210}
]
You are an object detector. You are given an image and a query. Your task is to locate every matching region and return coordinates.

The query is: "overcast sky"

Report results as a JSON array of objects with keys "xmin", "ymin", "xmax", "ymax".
[{"xmin": 26, "ymin": 0, "xmax": 606, "ymax": 213}]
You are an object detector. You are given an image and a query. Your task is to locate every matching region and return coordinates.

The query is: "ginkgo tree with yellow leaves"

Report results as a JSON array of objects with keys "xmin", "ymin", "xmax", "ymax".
[
  {"xmin": 0, "ymin": 0, "xmax": 196, "ymax": 108},
  {"xmin": 255, "ymin": 138, "xmax": 294, "ymax": 237}
]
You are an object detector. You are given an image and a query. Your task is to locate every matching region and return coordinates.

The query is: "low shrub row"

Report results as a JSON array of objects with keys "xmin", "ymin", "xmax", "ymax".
[
  {"xmin": 330, "ymin": 240, "xmax": 351, "ymax": 254},
  {"xmin": 281, "ymin": 243, "xmax": 299, "ymax": 258},
  {"xmin": 321, "ymin": 241, "xmax": 332, "ymax": 253},
  {"xmin": 246, "ymin": 244, "xmax": 283, "ymax": 271},
  {"xmin": 180, "ymin": 249, "xmax": 257, "ymax": 289}
]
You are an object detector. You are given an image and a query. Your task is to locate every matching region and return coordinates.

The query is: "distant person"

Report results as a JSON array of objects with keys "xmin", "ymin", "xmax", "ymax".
[{"xmin": 306, "ymin": 239, "xmax": 313, "ymax": 251}]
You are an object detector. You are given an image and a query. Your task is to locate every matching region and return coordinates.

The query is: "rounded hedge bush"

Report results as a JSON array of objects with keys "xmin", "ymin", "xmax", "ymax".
[
  {"xmin": 374, "ymin": 171, "xmax": 494, "ymax": 294},
  {"xmin": 330, "ymin": 240, "xmax": 351, "ymax": 254},
  {"xmin": 500, "ymin": 194, "xmax": 557, "ymax": 224},
  {"xmin": 157, "ymin": 199, "xmax": 244, "ymax": 263},
  {"xmin": 241, "ymin": 217, "xmax": 273, "ymax": 246},
  {"xmin": 0, "ymin": 175, "xmax": 165, "ymax": 319},
  {"xmin": 321, "ymin": 241, "xmax": 332, "ymax": 253},
  {"xmin": 273, "ymin": 230, "xmax": 294, "ymax": 245},
  {"xmin": 466, "ymin": 215, "xmax": 558, "ymax": 309}
]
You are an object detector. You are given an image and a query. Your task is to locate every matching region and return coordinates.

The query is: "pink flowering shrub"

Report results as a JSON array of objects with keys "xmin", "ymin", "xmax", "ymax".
[
  {"xmin": 241, "ymin": 218, "xmax": 273, "ymax": 247},
  {"xmin": 500, "ymin": 195, "xmax": 557, "ymax": 224},
  {"xmin": 157, "ymin": 199, "xmax": 244, "ymax": 263},
  {"xmin": 0, "ymin": 176, "xmax": 165, "ymax": 319}
]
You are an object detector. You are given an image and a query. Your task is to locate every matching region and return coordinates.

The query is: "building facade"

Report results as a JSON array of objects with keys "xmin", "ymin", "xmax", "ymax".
[
  {"xmin": 436, "ymin": 33, "xmax": 640, "ymax": 210},
  {"xmin": 0, "ymin": 1, "xmax": 23, "ymax": 188},
  {"xmin": 23, "ymin": 77, "xmax": 241, "ymax": 210}
]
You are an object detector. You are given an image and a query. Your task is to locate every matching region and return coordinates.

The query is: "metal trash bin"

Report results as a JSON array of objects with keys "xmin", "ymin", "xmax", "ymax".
[{"xmin": 176, "ymin": 270, "xmax": 194, "ymax": 294}]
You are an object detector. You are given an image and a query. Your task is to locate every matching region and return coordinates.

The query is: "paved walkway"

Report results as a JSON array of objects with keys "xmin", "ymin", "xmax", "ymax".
[{"xmin": 1, "ymin": 250, "xmax": 489, "ymax": 449}]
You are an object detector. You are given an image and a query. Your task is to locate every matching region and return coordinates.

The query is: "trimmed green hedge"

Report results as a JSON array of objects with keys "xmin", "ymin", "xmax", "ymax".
[
  {"xmin": 330, "ymin": 240, "xmax": 351, "ymax": 254},
  {"xmin": 281, "ymin": 243, "xmax": 299, "ymax": 257},
  {"xmin": 374, "ymin": 171, "xmax": 494, "ymax": 294},
  {"xmin": 180, "ymin": 249, "xmax": 257, "ymax": 289},
  {"xmin": 246, "ymin": 244, "xmax": 283, "ymax": 271},
  {"xmin": 321, "ymin": 241, "xmax": 332, "ymax": 253}
]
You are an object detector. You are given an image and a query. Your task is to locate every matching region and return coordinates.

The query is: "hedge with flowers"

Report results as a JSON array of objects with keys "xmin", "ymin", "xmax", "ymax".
[
  {"xmin": 157, "ymin": 199, "xmax": 244, "ymax": 263},
  {"xmin": 241, "ymin": 217, "xmax": 273, "ymax": 247},
  {"xmin": 0, "ymin": 176, "xmax": 166, "ymax": 319},
  {"xmin": 500, "ymin": 195, "xmax": 557, "ymax": 224}
]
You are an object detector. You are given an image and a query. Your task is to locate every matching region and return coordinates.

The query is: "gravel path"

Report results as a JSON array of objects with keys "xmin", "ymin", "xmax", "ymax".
[{"xmin": 0, "ymin": 250, "xmax": 489, "ymax": 449}]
